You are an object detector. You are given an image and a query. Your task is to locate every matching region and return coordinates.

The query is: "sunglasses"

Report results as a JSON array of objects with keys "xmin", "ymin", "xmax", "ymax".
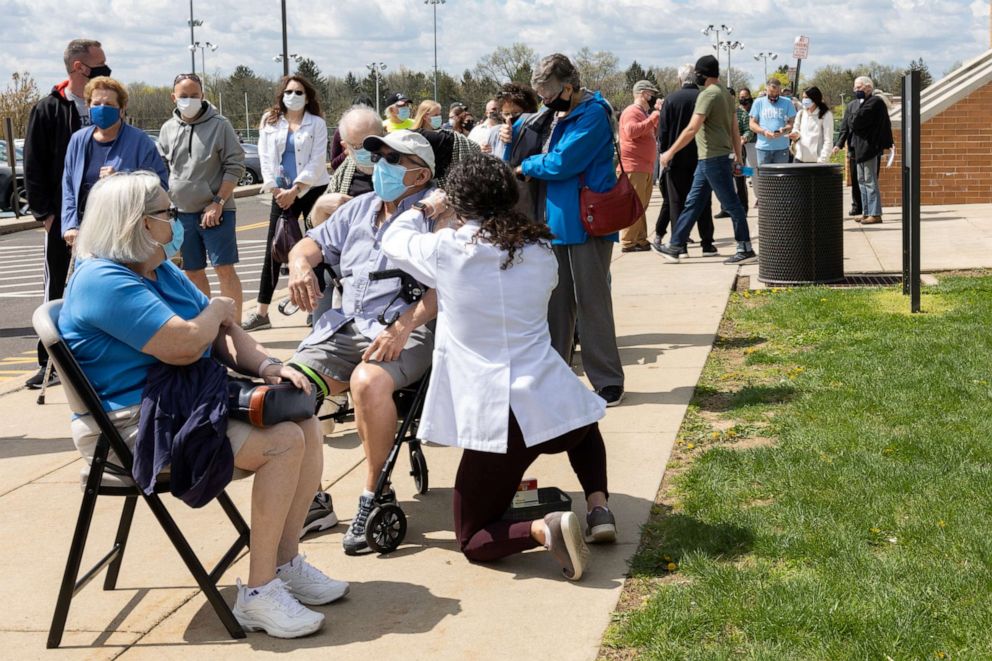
[
  {"xmin": 173, "ymin": 73, "xmax": 202, "ymax": 86},
  {"xmin": 147, "ymin": 207, "xmax": 179, "ymax": 221},
  {"xmin": 283, "ymin": 89, "xmax": 305, "ymax": 96}
]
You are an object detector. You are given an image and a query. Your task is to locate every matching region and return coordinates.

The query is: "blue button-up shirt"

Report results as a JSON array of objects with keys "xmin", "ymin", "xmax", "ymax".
[{"xmin": 301, "ymin": 188, "xmax": 433, "ymax": 348}]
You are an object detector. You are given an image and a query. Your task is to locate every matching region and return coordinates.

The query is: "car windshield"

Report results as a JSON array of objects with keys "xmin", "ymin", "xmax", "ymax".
[{"xmin": 0, "ymin": 142, "xmax": 24, "ymax": 164}]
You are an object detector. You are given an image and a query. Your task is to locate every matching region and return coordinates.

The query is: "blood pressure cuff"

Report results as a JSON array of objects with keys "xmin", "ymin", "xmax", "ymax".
[{"xmin": 227, "ymin": 378, "xmax": 317, "ymax": 428}]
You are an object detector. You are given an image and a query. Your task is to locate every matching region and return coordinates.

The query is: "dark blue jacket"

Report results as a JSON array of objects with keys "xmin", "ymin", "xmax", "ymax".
[
  {"xmin": 135, "ymin": 358, "xmax": 233, "ymax": 508},
  {"xmin": 521, "ymin": 91, "xmax": 618, "ymax": 245}
]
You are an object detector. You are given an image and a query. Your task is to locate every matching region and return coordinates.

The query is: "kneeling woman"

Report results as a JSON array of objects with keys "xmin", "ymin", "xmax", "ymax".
[
  {"xmin": 382, "ymin": 153, "xmax": 615, "ymax": 580},
  {"xmin": 60, "ymin": 172, "xmax": 345, "ymax": 638}
]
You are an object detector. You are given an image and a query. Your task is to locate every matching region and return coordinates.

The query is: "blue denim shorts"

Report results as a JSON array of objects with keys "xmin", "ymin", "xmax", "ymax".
[{"xmin": 177, "ymin": 210, "xmax": 239, "ymax": 270}]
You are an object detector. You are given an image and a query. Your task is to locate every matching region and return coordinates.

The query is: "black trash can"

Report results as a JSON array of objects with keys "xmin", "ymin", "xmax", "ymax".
[{"xmin": 754, "ymin": 163, "xmax": 844, "ymax": 285}]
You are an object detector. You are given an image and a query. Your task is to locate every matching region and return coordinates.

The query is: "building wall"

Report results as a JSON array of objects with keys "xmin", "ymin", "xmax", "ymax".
[{"xmin": 877, "ymin": 81, "xmax": 992, "ymax": 207}]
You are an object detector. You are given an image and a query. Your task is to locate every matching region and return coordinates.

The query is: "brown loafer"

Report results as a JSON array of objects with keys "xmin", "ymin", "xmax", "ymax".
[{"xmin": 861, "ymin": 215, "xmax": 882, "ymax": 225}]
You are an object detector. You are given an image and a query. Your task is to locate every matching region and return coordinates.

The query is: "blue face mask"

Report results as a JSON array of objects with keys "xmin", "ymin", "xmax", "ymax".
[
  {"xmin": 157, "ymin": 218, "xmax": 185, "ymax": 259},
  {"xmin": 352, "ymin": 147, "xmax": 374, "ymax": 168},
  {"xmin": 90, "ymin": 105, "xmax": 120, "ymax": 129},
  {"xmin": 802, "ymin": 98, "xmax": 813, "ymax": 109},
  {"xmin": 372, "ymin": 160, "xmax": 415, "ymax": 202},
  {"xmin": 429, "ymin": 115, "xmax": 443, "ymax": 129},
  {"xmin": 397, "ymin": 106, "xmax": 411, "ymax": 121}
]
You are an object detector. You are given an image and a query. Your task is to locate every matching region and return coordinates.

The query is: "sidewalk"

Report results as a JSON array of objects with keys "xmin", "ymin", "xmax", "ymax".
[{"xmin": 0, "ymin": 189, "xmax": 987, "ymax": 660}]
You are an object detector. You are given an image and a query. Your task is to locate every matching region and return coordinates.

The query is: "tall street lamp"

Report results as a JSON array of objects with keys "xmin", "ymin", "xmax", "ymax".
[
  {"xmin": 188, "ymin": 0, "xmax": 203, "ymax": 74},
  {"xmin": 702, "ymin": 24, "xmax": 732, "ymax": 56},
  {"xmin": 367, "ymin": 62, "xmax": 388, "ymax": 115},
  {"xmin": 719, "ymin": 40, "xmax": 743, "ymax": 88},
  {"xmin": 190, "ymin": 41, "xmax": 218, "ymax": 82},
  {"xmin": 280, "ymin": 0, "xmax": 289, "ymax": 76},
  {"xmin": 753, "ymin": 51, "xmax": 779, "ymax": 82},
  {"xmin": 425, "ymin": 0, "xmax": 445, "ymax": 101},
  {"xmin": 273, "ymin": 52, "xmax": 303, "ymax": 78}
]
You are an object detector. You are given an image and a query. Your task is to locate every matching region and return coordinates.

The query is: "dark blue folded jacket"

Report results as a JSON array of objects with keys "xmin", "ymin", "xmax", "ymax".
[{"xmin": 134, "ymin": 357, "xmax": 233, "ymax": 508}]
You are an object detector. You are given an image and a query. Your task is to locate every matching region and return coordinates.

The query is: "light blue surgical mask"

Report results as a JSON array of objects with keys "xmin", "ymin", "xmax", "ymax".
[
  {"xmin": 372, "ymin": 160, "xmax": 415, "ymax": 202},
  {"xmin": 150, "ymin": 216, "xmax": 185, "ymax": 259},
  {"xmin": 802, "ymin": 98, "xmax": 813, "ymax": 109},
  {"xmin": 352, "ymin": 147, "xmax": 374, "ymax": 168},
  {"xmin": 397, "ymin": 106, "xmax": 411, "ymax": 121},
  {"xmin": 429, "ymin": 115, "xmax": 443, "ymax": 130}
]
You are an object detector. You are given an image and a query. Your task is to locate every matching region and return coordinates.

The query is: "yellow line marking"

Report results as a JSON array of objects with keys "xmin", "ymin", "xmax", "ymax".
[
  {"xmin": 0, "ymin": 370, "xmax": 33, "ymax": 374},
  {"xmin": 237, "ymin": 221, "xmax": 269, "ymax": 232},
  {"xmin": 0, "ymin": 359, "xmax": 37, "ymax": 365}
]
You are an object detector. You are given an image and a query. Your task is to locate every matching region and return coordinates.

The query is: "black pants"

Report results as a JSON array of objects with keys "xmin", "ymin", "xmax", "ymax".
[
  {"xmin": 665, "ymin": 163, "xmax": 714, "ymax": 247},
  {"xmin": 36, "ymin": 216, "xmax": 73, "ymax": 366},
  {"xmin": 653, "ymin": 170, "xmax": 671, "ymax": 240},
  {"xmin": 453, "ymin": 413, "xmax": 608, "ymax": 563},
  {"xmin": 849, "ymin": 154, "xmax": 863, "ymax": 213},
  {"xmin": 257, "ymin": 185, "xmax": 327, "ymax": 306}
]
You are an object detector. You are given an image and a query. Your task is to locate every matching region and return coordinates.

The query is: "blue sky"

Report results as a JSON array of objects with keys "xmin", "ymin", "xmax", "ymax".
[{"xmin": 3, "ymin": 0, "xmax": 989, "ymax": 90}]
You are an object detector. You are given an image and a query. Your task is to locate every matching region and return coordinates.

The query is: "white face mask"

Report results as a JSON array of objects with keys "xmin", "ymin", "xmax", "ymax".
[
  {"xmin": 283, "ymin": 92, "xmax": 306, "ymax": 111},
  {"xmin": 176, "ymin": 97, "xmax": 202, "ymax": 119}
]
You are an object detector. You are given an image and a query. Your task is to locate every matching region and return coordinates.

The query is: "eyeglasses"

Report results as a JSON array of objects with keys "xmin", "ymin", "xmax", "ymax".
[
  {"xmin": 173, "ymin": 73, "xmax": 202, "ymax": 86},
  {"xmin": 147, "ymin": 207, "xmax": 178, "ymax": 221},
  {"xmin": 284, "ymin": 89, "xmax": 305, "ymax": 96}
]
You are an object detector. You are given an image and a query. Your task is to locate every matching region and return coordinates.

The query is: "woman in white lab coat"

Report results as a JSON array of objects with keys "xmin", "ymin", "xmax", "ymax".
[{"xmin": 381, "ymin": 153, "xmax": 614, "ymax": 581}]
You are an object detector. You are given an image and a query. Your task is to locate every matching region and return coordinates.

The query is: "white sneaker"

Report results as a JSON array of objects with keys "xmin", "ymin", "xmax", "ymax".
[
  {"xmin": 277, "ymin": 553, "xmax": 350, "ymax": 606},
  {"xmin": 232, "ymin": 578, "xmax": 324, "ymax": 638}
]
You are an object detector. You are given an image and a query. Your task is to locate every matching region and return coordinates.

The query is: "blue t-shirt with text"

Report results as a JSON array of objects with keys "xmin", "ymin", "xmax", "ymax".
[
  {"xmin": 750, "ymin": 96, "xmax": 797, "ymax": 151},
  {"xmin": 58, "ymin": 258, "xmax": 210, "ymax": 412}
]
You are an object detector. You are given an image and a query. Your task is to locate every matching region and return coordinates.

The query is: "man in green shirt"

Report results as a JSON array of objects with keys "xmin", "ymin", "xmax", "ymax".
[
  {"xmin": 657, "ymin": 55, "xmax": 756, "ymax": 265},
  {"xmin": 717, "ymin": 88, "xmax": 756, "ymax": 218}
]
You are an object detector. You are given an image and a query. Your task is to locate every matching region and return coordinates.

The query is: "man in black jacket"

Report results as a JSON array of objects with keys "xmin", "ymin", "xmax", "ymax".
[
  {"xmin": 23, "ymin": 38, "xmax": 109, "ymax": 388},
  {"xmin": 651, "ymin": 64, "xmax": 715, "ymax": 254},
  {"xmin": 843, "ymin": 76, "xmax": 892, "ymax": 225},
  {"xmin": 833, "ymin": 96, "xmax": 869, "ymax": 217}
]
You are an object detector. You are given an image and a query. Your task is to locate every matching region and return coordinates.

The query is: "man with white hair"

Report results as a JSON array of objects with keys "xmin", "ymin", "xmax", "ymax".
[{"xmin": 844, "ymin": 76, "xmax": 893, "ymax": 224}]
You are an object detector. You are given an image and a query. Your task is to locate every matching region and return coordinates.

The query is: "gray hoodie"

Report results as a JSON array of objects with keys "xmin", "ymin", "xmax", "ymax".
[{"xmin": 158, "ymin": 102, "xmax": 245, "ymax": 213}]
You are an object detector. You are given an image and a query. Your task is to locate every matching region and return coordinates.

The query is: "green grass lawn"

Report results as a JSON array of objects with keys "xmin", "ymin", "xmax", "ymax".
[{"xmin": 603, "ymin": 275, "xmax": 992, "ymax": 661}]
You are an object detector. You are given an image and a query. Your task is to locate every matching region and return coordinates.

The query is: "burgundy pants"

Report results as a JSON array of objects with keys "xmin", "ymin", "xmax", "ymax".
[{"xmin": 453, "ymin": 413, "xmax": 608, "ymax": 563}]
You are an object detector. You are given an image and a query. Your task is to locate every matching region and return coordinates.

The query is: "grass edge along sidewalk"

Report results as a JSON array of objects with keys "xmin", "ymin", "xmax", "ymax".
[{"xmin": 600, "ymin": 274, "xmax": 992, "ymax": 660}]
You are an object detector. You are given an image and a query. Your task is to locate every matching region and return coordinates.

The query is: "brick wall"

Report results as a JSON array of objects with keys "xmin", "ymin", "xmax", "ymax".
[{"xmin": 877, "ymin": 81, "xmax": 992, "ymax": 207}]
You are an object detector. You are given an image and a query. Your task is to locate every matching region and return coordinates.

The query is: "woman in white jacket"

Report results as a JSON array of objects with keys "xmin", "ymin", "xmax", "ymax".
[
  {"xmin": 789, "ymin": 86, "xmax": 834, "ymax": 164},
  {"xmin": 242, "ymin": 76, "xmax": 330, "ymax": 331},
  {"xmin": 381, "ymin": 153, "xmax": 614, "ymax": 581}
]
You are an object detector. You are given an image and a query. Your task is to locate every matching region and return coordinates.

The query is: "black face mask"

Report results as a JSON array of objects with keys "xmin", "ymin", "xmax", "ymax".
[
  {"xmin": 85, "ymin": 64, "xmax": 112, "ymax": 79},
  {"xmin": 463, "ymin": 119, "xmax": 476, "ymax": 132},
  {"xmin": 545, "ymin": 88, "xmax": 572, "ymax": 112},
  {"xmin": 694, "ymin": 72, "xmax": 708, "ymax": 87},
  {"xmin": 646, "ymin": 95, "xmax": 658, "ymax": 108},
  {"xmin": 740, "ymin": 98, "xmax": 752, "ymax": 108}
]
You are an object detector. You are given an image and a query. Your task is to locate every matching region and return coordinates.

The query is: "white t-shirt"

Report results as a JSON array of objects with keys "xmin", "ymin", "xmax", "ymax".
[{"xmin": 467, "ymin": 123, "xmax": 494, "ymax": 147}]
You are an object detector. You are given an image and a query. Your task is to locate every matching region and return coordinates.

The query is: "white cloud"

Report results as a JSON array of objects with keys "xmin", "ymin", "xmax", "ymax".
[{"xmin": 2, "ymin": 0, "xmax": 987, "ymax": 91}]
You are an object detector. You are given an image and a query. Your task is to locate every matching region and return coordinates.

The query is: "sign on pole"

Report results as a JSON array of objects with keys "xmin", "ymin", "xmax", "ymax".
[{"xmin": 792, "ymin": 35, "xmax": 810, "ymax": 60}]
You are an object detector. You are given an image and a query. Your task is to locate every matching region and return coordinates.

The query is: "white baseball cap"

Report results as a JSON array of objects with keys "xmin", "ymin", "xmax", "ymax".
[{"xmin": 363, "ymin": 130, "xmax": 436, "ymax": 176}]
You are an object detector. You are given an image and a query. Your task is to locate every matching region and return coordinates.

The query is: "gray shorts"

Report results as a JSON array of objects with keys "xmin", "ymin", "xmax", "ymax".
[{"xmin": 293, "ymin": 321, "xmax": 433, "ymax": 390}]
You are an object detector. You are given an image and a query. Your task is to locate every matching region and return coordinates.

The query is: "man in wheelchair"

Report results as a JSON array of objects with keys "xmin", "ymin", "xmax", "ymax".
[{"xmin": 284, "ymin": 130, "xmax": 439, "ymax": 555}]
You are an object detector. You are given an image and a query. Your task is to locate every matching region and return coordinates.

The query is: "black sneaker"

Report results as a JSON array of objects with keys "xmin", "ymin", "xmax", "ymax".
[
  {"xmin": 596, "ymin": 385, "xmax": 624, "ymax": 407},
  {"xmin": 848, "ymin": 207, "xmax": 863, "ymax": 217},
  {"xmin": 585, "ymin": 506, "xmax": 617, "ymax": 543},
  {"xmin": 701, "ymin": 244, "xmax": 719, "ymax": 255},
  {"xmin": 653, "ymin": 243, "xmax": 684, "ymax": 263},
  {"xmin": 723, "ymin": 250, "xmax": 758, "ymax": 265},
  {"xmin": 300, "ymin": 491, "xmax": 338, "ymax": 539},
  {"xmin": 25, "ymin": 365, "xmax": 59, "ymax": 390},
  {"xmin": 241, "ymin": 312, "xmax": 271, "ymax": 331},
  {"xmin": 714, "ymin": 210, "xmax": 730, "ymax": 219},
  {"xmin": 341, "ymin": 489, "xmax": 397, "ymax": 555}
]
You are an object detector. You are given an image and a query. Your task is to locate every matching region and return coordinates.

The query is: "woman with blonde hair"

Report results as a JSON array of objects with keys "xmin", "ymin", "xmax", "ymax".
[{"xmin": 412, "ymin": 99, "xmax": 443, "ymax": 131}]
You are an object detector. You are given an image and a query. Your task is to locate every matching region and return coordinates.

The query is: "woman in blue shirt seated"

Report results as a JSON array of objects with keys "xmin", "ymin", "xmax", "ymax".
[{"xmin": 59, "ymin": 171, "xmax": 343, "ymax": 639}]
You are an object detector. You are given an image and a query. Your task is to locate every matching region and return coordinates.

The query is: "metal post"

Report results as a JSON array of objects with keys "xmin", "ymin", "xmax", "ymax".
[
  {"xmin": 432, "ymin": 1, "xmax": 438, "ymax": 101},
  {"xmin": 3, "ymin": 118, "xmax": 21, "ymax": 218},
  {"xmin": 281, "ymin": 0, "xmax": 289, "ymax": 77},
  {"xmin": 244, "ymin": 92, "xmax": 249, "ymax": 140},
  {"xmin": 901, "ymin": 70, "xmax": 921, "ymax": 312},
  {"xmin": 189, "ymin": 0, "xmax": 196, "ymax": 74},
  {"xmin": 793, "ymin": 59, "xmax": 802, "ymax": 98},
  {"xmin": 375, "ymin": 73, "xmax": 380, "ymax": 115},
  {"xmin": 200, "ymin": 47, "xmax": 206, "ymax": 81},
  {"xmin": 218, "ymin": 91, "xmax": 223, "ymax": 116}
]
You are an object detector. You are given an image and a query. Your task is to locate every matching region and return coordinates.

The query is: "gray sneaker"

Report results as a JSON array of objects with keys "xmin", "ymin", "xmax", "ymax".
[
  {"xmin": 299, "ymin": 491, "xmax": 338, "ymax": 539},
  {"xmin": 544, "ymin": 511, "xmax": 590, "ymax": 581},
  {"xmin": 241, "ymin": 312, "xmax": 271, "ymax": 331},
  {"xmin": 585, "ymin": 506, "xmax": 617, "ymax": 543},
  {"xmin": 342, "ymin": 490, "xmax": 396, "ymax": 555}
]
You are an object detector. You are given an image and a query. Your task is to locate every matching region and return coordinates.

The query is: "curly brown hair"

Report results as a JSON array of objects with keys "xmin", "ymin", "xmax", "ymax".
[
  {"xmin": 496, "ymin": 83, "xmax": 539, "ymax": 114},
  {"xmin": 444, "ymin": 152, "xmax": 554, "ymax": 270}
]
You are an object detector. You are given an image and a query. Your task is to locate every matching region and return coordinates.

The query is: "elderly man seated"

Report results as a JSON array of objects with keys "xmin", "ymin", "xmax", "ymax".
[
  {"xmin": 309, "ymin": 105, "xmax": 384, "ymax": 227},
  {"xmin": 286, "ymin": 130, "xmax": 438, "ymax": 555}
]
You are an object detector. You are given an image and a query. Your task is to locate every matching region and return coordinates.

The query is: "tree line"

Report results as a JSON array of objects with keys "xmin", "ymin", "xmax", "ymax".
[{"xmin": 1, "ymin": 44, "xmax": 941, "ymax": 142}]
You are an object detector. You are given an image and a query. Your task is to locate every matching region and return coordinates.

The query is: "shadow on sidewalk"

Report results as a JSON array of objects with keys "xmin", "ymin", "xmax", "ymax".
[{"xmin": 0, "ymin": 434, "xmax": 75, "ymax": 459}]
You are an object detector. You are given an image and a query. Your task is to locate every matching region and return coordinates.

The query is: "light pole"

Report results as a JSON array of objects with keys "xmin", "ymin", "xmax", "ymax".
[
  {"xmin": 702, "ymin": 24, "xmax": 732, "ymax": 68},
  {"xmin": 753, "ymin": 51, "xmax": 779, "ymax": 82},
  {"xmin": 273, "ymin": 52, "xmax": 303, "ymax": 77},
  {"xmin": 719, "ymin": 40, "xmax": 743, "ymax": 88},
  {"xmin": 280, "ymin": 0, "xmax": 289, "ymax": 77},
  {"xmin": 367, "ymin": 62, "xmax": 387, "ymax": 115},
  {"xmin": 187, "ymin": 0, "xmax": 203, "ymax": 74},
  {"xmin": 424, "ymin": 0, "xmax": 445, "ymax": 101},
  {"xmin": 190, "ymin": 41, "xmax": 218, "ymax": 82}
]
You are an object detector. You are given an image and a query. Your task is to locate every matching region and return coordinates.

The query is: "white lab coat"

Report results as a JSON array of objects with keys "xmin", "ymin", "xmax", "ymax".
[
  {"xmin": 257, "ymin": 110, "xmax": 331, "ymax": 195},
  {"xmin": 381, "ymin": 212, "xmax": 606, "ymax": 453}
]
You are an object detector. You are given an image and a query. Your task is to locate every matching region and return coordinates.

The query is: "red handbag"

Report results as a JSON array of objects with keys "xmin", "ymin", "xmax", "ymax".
[{"xmin": 579, "ymin": 130, "xmax": 645, "ymax": 237}]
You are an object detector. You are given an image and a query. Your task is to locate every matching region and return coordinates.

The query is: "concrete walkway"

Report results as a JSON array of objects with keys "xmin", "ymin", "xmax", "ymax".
[{"xmin": 1, "ymin": 189, "xmax": 985, "ymax": 659}]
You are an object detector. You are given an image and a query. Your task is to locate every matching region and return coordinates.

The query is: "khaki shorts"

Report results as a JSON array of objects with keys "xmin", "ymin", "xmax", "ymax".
[
  {"xmin": 71, "ymin": 405, "xmax": 252, "ymax": 475},
  {"xmin": 293, "ymin": 321, "xmax": 433, "ymax": 390}
]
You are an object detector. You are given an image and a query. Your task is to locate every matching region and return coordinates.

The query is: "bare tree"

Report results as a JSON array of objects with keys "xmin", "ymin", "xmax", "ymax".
[
  {"xmin": 475, "ymin": 43, "xmax": 538, "ymax": 84},
  {"xmin": 0, "ymin": 72, "xmax": 40, "ymax": 140}
]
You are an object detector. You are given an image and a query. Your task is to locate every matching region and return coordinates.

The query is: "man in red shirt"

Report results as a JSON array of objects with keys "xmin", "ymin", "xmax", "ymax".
[{"xmin": 618, "ymin": 80, "xmax": 661, "ymax": 252}]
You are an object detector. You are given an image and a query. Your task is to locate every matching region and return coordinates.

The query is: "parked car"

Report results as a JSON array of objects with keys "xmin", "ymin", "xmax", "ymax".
[
  {"xmin": 239, "ymin": 143, "xmax": 261, "ymax": 186},
  {"xmin": 0, "ymin": 139, "xmax": 27, "ymax": 213}
]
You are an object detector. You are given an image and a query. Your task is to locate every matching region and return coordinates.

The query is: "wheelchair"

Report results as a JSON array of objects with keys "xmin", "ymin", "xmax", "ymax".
[{"xmin": 305, "ymin": 268, "xmax": 432, "ymax": 554}]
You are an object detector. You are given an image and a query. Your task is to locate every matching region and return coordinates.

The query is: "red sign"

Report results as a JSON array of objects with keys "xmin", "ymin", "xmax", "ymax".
[{"xmin": 793, "ymin": 35, "xmax": 810, "ymax": 60}]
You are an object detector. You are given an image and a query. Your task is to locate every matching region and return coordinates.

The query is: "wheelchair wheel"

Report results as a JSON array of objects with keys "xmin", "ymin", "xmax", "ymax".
[
  {"xmin": 365, "ymin": 503, "xmax": 407, "ymax": 554},
  {"xmin": 409, "ymin": 445, "xmax": 429, "ymax": 495}
]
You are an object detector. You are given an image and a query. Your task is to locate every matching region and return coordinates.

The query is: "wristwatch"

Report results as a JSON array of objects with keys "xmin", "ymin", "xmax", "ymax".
[
  {"xmin": 212, "ymin": 194, "xmax": 226, "ymax": 206},
  {"xmin": 257, "ymin": 356, "xmax": 283, "ymax": 376},
  {"xmin": 412, "ymin": 201, "xmax": 430, "ymax": 214}
]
